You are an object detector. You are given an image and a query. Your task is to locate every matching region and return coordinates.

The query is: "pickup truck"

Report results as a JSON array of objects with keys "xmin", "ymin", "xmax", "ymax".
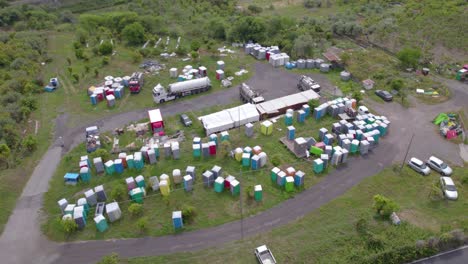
[{"xmin": 254, "ymin": 245, "xmax": 277, "ymax": 264}]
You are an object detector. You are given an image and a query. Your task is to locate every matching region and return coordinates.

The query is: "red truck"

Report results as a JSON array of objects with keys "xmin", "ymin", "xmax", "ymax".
[
  {"xmin": 129, "ymin": 72, "xmax": 144, "ymax": 93},
  {"xmin": 148, "ymin": 109, "xmax": 165, "ymax": 136}
]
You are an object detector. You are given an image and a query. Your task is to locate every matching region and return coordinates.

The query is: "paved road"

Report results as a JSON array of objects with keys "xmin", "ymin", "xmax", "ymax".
[
  {"xmin": 411, "ymin": 246, "xmax": 468, "ymax": 264},
  {"xmin": 0, "ymin": 64, "xmax": 466, "ymax": 263}
]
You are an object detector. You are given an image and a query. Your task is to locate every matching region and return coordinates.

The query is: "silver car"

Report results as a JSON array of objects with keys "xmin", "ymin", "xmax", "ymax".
[
  {"xmin": 440, "ymin": 177, "xmax": 458, "ymax": 200},
  {"xmin": 426, "ymin": 156, "xmax": 452, "ymax": 176},
  {"xmin": 407, "ymin": 157, "xmax": 431, "ymax": 175}
]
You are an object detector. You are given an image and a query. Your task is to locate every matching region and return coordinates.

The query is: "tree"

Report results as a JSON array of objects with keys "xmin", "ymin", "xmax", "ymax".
[
  {"xmin": 97, "ymin": 253, "xmax": 120, "ymax": 264},
  {"xmin": 0, "ymin": 143, "xmax": 10, "ymax": 168},
  {"xmin": 128, "ymin": 203, "xmax": 144, "ymax": 217},
  {"xmin": 397, "ymin": 48, "xmax": 422, "ymax": 69},
  {"xmin": 22, "ymin": 135, "xmax": 37, "ymax": 152},
  {"xmin": 122, "ymin": 22, "xmax": 146, "ymax": 45},
  {"xmin": 390, "ymin": 79, "xmax": 404, "ymax": 92},
  {"xmin": 75, "ymin": 48, "xmax": 84, "ymax": 59},
  {"xmin": 99, "ymin": 41, "xmax": 113, "ymax": 55},
  {"xmin": 190, "ymin": 40, "xmax": 201, "ymax": 52},
  {"xmin": 248, "ymin": 4, "xmax": 263, "ymax": 14},
  {"xmin": 60, "ymin": 218, "xmax": 78, "ymax": 235},
  {"xmin": 229, "ymin": 16, "xmax": 267, "ymax": 43},
  {"xmin": 352, "ymin": 91, "xmax": 363, "ymax": 103},
  {"xmin": 373, "ymin": 194, "xmax": 399, "ymax": 219},
  {"xmin": 292, "ymin": 34, "xmax": 314, "ymax": 58},
  {"xmin": 93, "ymin": 148, "xmax": 110, "ymax": 161}
]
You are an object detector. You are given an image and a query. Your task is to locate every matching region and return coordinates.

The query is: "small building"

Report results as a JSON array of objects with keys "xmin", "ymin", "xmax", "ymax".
[
  {"xmin": 322, "ymin": 47, "xmax": 344, "ymax": 68},
  {"xmin": 362, "ymin": 79, "xmax": 375, "ymax": 90}
]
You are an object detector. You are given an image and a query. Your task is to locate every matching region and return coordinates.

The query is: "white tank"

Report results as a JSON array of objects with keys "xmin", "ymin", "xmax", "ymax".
[{"xmin": 168, "ymin": 77, "xmax": 211, "ymax": 93}]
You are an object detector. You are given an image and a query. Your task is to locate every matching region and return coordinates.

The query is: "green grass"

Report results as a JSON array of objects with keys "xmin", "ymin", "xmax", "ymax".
[
  {"xmin": 239, "ymin": 0, "xmax": 343, "ymax": 18},
  {"xmin": 42, "ymin": 103, "xmax": 338, "ymax": 241},
  {"xmin": 126, "ymin": 165, "xmax": 468, "ymax": 264}
]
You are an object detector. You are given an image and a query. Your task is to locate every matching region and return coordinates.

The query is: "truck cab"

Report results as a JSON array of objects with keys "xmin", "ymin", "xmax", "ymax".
[
  {"xmin": 153, "ymin": 84, "xmax": 175, "ymax": 103},
  {"xmin": 129, "ymin": 72, "xmax": 144, "ymax": 93},
  {"xmin": 254, "ymin": 245, "xmax": 277, "ymax": 264}
]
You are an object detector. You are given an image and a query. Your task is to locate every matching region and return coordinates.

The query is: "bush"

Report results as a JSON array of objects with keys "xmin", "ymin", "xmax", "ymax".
[
  {"xmin": 72, "ymin": 73, "xmax": 80, "ymax": 83},
  {"xmin": 75, "ymin": 48, "xmax": 84, "ymax": 59},
  {"xmin": 245, "ymin": 185, "xmax": 254, "ymax": 200},
  {"xmin": 397, "ymin": 47, "xmax": 422, "ymax": 69},
  {"xmin": 248, "ymin": 4, "xmax": 263, "ymax": 14},
  {"xmin": 175, "ymin": 45, "xmax": 188, "ymax": 56},
  {"xmin": 110, "ymin": 184, "xmax": 127, "ymax": 202},
  {"xmin": 181, "ymin": 205, "xmax": 196, "ymax": 223},
  {"xmin": 390, "ymin": 79, "xmax": 404, "ymax": 91},
  {"xmin": 22, "ymin": 135, "xmax": 37, "ymax": 152},
  {"xmin": 190, "ymin": 40, "xmax": 201, "ymax": 51},
  {"xmin": 373, "ymin": 194, "xmax": 399, "ymax": 219},
  {"xmin": 97, "ymin": 253, "xmax": 120, "ymax": 264},
  {"xmin": 366, "ymin": 232, "xmax": 385, "ymax": 251},
  {"xmin": 131, "ymin": 51, "xmax": 143, "ymax": 63},
  {"xmin": 136, "ymin": 217, "xmax": 149, "ymax": 233},
  {"xmin": 308, "ymin": 99, "xmax": 320, "ymax": 108},
  {"xmin": 92, "ymin": 148, "xmax": 110, "ymax": 161},
  {"xmin": 271, "ymin": 154, "xmax": 282, "ymax": 166},
  {"xmin": 190, "ymin": 51, "xmax": 199, "ymax": 59},
  {"xmin": 461, "ymin": 175, "xmax": 468, "ymax": 185},
  {"xmin": 102, "ymin": 56, "xmax": 110, "ymax": 65},
  {"xmin": 355, "ymin": 218, "xmax": 368, "ymax": 236},
  {"xmin": 60, "ymin": 218, "xmax": 78, "ymax": 235},
  {"xmin": 128, "ymin": 203, "xmax": 144, "ymax": 217},
  {"xmin": 99, "ymin": 41, "xmax": 113, "ymax": 55}
]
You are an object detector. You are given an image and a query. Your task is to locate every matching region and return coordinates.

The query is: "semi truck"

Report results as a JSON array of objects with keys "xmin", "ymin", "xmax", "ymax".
[
  {"xmin": 152, "ymin": 77, "xmax": 211, "ymax": 104},
  {"xmin": 297, "ymin": 75, "xmax": 321, "ymax": 93},
  {"xmin": 239, "ymin": 83, "xmax": 265, "ymax": 104},
  {"xmin": 254, "ymin": 245, "xmax": 277, "ymax": 264},
  {"xmin": 129, "ymin": 72, "xmax": 144, "ymax": 93}
]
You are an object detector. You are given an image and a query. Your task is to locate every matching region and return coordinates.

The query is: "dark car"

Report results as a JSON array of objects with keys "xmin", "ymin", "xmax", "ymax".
[
  {"xmin": 375, "ymin": 90, "xmax": 393, "ymax": 101},
  {"xmin": 180, "ymin": 114, "xmax": 192, "ymax": 127}
]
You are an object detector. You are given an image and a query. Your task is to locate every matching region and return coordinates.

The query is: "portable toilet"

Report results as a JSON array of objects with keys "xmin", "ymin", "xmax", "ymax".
[
  {"xmin": 130, "ymin": 187, "xmax": 145, "ymax": 203},
  {"xmin": 285, "ymin": 176, "xmax": 295, "ymax": 192},
  {"xmin": 58, "ymin": 198, "xmax": 68, "ymax": 214},
  {"xmin": 302, "ymin": 104, "xmax": 310, "ymax": 117},
  {"xmin": 225, "ymin": 175, "xmax": 236, "ymax": 190},
  {"xmin": 277, "ymin": 171, "xmax": 286, "ymax": 186},
  {"xmin": 230, "ymin": 180, "xmax": 240, "ymax": 196},
  {"xmin": 172, "ymin": 211, "xmax": 183, "ymax": 229},
  {"xmin": 202, "ymin": 170, "xmax": 214, "ymax": 187},
  {"xmin": 172, "ymin": 169, "xmax": 182, "ymax": 184},
  {"xmin": 251, "ymin": 155, "xmax": 260, "ymax": 170},
  {"xmin": 313, "ymin": 159, "xmax": 324, "ymax": 173},
  {"xmin": 160, "ymin": 173, "xmax": 170, "ymax": 185},
  {"xmin": 234, "ymin": 148, "xmax": 243, "ymax": 161},
  {"xmin": 104, "ymin": 160, "xmax": 115, "ymax": 175},
  {"xmin": 93, "ymin": 157, "xmax": 104, "ymax": 174},
  {"xmin": 149, "ymin": 176, "xmax": 160, "ymax": 191},
  {"xmin": 294, "ymin": 171, "xmax": 305, "ymax": 187},
  {"xmin": 220, "ymin": 131, "xmax": 230, "ymax": 141},
  {"xmin": 94, "ymin": 214, "xmax": 108, "ymax": 232},
  {"xmin": 126, "ymin": 177, "xmax": 136, "ymax": 190},
  {"xmin": 135, "ymin": 175, "xmax": 146, "ymax": 188},
  {"xmin": 79, "ymin": 167, "xmax": 91, "ymax": 183},
  {"xmin": 211, "ymin": 165, "xmax": 222, "ymax": 178},
  {"xmin": 183, "ymin": 175, "xmax": 193, "ymax": 191},
  {"xmin": 271, "ymin": 167, "xmax": 281, "ymax": 183},
  {"xmin": 242, "ymin": 153, "xmax": 250, "ymax": 167},
  {"xmin": 245, "ymin": 123, "xmax": 254, "ymax": 137},
  {"xmin": 77, "ymin": 198, "xmax": 89, "ymax": 215},
  {"xmin": 286, "ymin": 167, "xmax": 296, "ymax": 177},
  {"xmin": 209, "ymin": 134, "xmax": 218, "ymax": 145},
  {"xmin": 287, "ymin": 126, "xmax": 295, "ymax": 140},
  {"xmin": 114, "ymin": 159, "xmax": 124, "ymax": 174},
  {"xmin": 261, "ymin": 121, "xmax": 273, "ymax": 135},
  {"xmin": 159, "ymin": 180, "xmax": 170, "ymax": 196},
  {"xmin": 297, "ymin": 110, "xmax": 306, "ymax": 123},
  {"xmin": 193, "ymin": 144, "xmax": 201, "ymax": 157},
  {"xmin": 254, "ymin": 185, "xmax": 263, "ymax": 202},
  {"xmin": 186, "ymin": 166, "xmax": 196, "ymax": 181},
  {"xmin": 284, "ymin": 113, "xmax": 293, "ymax": 126},
  {"xmin": 208, "ymin": 141, "xmax": 217, "ymax": 156},
  {"xmin": 105, "ymin": 202, "xmax": 122, "ymax": 222},
  {"xmin": 126, "ymin": 155, "xmax": 135, "ymax": 169},
  {"xmin": 64, "ymin": 173, "xmax": 80, "ymax": 185},
  {"xmin": 214, "ymin": 177, "xmax": 225, "ymax": 193}
]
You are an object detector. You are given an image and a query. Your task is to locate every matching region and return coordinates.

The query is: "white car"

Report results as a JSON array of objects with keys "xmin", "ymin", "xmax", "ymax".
[
  {"xmin": 358, "ymin": 106, "xmax": 370, "ymax": 115},
  {"xmin": 407, "ymin": 157, "xmax": 431, "ymax": 175},
  {"xmin": 440, "ymin": 177, "xmax": 458, "ymax": 200},
  {"xmin": 426, "ymin": 156, "xmax": 453, "ymax": 176}
]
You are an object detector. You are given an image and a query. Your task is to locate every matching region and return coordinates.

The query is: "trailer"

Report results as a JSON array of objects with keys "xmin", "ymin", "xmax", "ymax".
[
  {"xmin": 152, "ymin": 77, "xmax": 211, "ymax": 104},
  {"xmin": 148, "ymin": 109, "xmax": 165, "ymax": 136},
  {"xmin": 85, "ymin": 126, "xmax": 101, "ymax": 153},
  {"xmin": 239, "ymin": 83, "xmax": 265, "ymax": 104},
  {"xmin": 254, "ymin": 245, "xmax": 277, "ymax": 264},
  {"xmin": 129, "ymin": 72, "xmax": 144, "ymax": 93},
  {"xmin": 297, "ymin": 75, "xmax": 321, "ymax": 93}
]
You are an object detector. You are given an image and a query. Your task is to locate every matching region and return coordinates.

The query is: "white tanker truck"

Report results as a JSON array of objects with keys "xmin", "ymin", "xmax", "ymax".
[{"xmin": 152, "ymin": 77, "xmax": 211, "ymax": 103}]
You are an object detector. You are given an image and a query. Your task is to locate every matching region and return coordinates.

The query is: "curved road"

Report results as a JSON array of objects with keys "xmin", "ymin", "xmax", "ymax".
[{"xmin": 0, "ymin": 67, "xmax": 466, "ymax": 263}]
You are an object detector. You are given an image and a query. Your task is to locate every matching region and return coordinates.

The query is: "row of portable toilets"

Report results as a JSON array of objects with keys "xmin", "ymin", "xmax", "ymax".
[
  {"xmin": 232, "ymin": 145, "xmax": 268, "ymax": 170},
  {"xmin": 192, "ymin": 131, "xmax": 230, "ymax": 157},
  {"xmin": 271, "ymin": 167, "xmax": 305, "ymax": 192},
  {"xmin": 58, "ymin": 184, "xmax": 120, "ymax": 232},
  {"xmin": 171, "ymin": 65, "xmax": 209, "ymax": 81},
  {"xmin": 89, "ymin": 75, "xmax": 130, "ymax": 106},
  {"xmin": 313, "ymin": 97, "xmax": 357, "ymax": 120}
]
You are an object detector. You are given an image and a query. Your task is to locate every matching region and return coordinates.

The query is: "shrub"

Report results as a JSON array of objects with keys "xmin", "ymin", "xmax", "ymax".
[
  {"xmin": 373, "ymin": 194, "xmax": 399, "ymax": 219},
  {"xmin": 97, "ymin": 253, "xmax": 120, "ymax": 264},
  {"xmin": 175, "ymin": 45, "xmax": 188, "ymax": 56},
  {"xmin": 190, "ymin": 40, "xmax": 201, "ymax": 51},
  {"xmin": 110, "ymin": 184, "xmax": 127, "ymax": 202},
  {"xmin": 248, "ymin": 4, "xmax": 263, "ymax": 14},
  {"xmin": 461, "ymin": 175, "xmax": 468, "ymax": 185},
  {"xmin": 366, "ymin": 232, "xmax": 385, "ymax": 251},
  {"xmin": 92, "ymin": 148, "xmax": 110, "ymax": 161},
  {"xmin": 60, "ymin": 218, "xmax": 78, "ymax": 235},
  {"xmin": 102, "ymin": 56, "xmax": 110, "ymax": 65},
  {"xmin": 128, "ymin": 203, "xmax": 143, "ymax": 217},
  {"xmin": 245, "ymin": 185, "xmax": 254, "ymax": 199},
  {"xmin": 181, "ymin": 205, "xmax": 196, "ymax": 223},
  {"xmin": 22, "ymin": 135, "xmax": 37, "ymax": 152},
  {"xmin": 72, "ymin": 73, "xmax": 80, "ymax": 83},
  {"xmin": 132, "ymin": 51, "xmax": 143, "ymax": 63},
  {"xmin": 271, "ymin": 154, "xmax": 282, "ymax": 166},
  {"xmin": 308, "ymin": 99, "xmax": 320, "ymax": 108},
  {"xmin": 190, "ymin": 51, "xmax": 199, "ymax": 59},
  {"xmin": 397, "ymin": 47, "xmax": 422, "ymax": 69},
  {"xmin": 99, "ymin": 41, "xmax": 113, "ymax": 55},
  {"xmin": 355, "ymin": 218, "xmax": 368, "ymax": 236},
  {"xmin": 136, "ymin": 217, "xmax": 149, "ymax": 233}
]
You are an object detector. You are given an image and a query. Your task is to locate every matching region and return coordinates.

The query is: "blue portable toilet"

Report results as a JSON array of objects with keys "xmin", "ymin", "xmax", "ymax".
[
  {"xmin": 251, "ymin": 155, "xmax": 260, "ymax": 170},
  {"xmin": 172, "ymin": 211, "xmax": 183, "ymax": 229},
  {"xmin": 302, "ymin": 104, "xmax": 310, "ymax": 117},
  {"xmin": 114, "ymin": 159, "xmax": 124, "ymax": 174},
  {"xmin": 294, "ymin": 170, "xmax": 305, "ymax": 187},
  {"xmin": 287, "ymin": 126, "xmax": 295, "ymax": 140},
  {"xmin": 64, "ymin": 173, "xmax": 80, "ymax": 185},
  {"xmin": 90, "ymin": 94, "xmax": 97, "ymax": 105},
  {"xmin": 297, "ymin": 110, "xmax": 306, "ymax": 123}
]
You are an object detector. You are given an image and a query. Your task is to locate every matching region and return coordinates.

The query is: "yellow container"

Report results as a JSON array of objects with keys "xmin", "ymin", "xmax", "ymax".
[
  {"xmin": 234, "ymin": 148, "xmax": 243, "ymax": 161},
  {"xmin": 261, "ymin": 121, "xmax": 273, "ymax": 135},
  {"xmin": 160, "ymin": 180, "xmax": 170, "ymax": 196}
]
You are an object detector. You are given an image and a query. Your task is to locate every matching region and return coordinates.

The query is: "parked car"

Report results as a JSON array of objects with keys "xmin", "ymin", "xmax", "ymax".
[
  {"xmin": 426, "ymin": 156, "xmax": 453, "ymax": 176},
  {"xmin": 407, "ymin": 157, "xmax": 431, "ymax": 175},
  {"xmin": 375, "ymin": 90, "xmax": 393, "ymax": 101},
  {"xmin": 180, "ymin": 114, "xmax": 192, "ymax": 127},
  {"xmin": 440, "ymin": 176, "xmax": 458, "ymax": 200},
  {"xmin": 358, "ymin": 106, "xmax": 370, "ymax": 115}
]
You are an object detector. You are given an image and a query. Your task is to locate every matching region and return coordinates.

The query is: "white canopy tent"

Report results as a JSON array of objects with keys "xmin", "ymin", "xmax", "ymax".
[{"xmin": 199, "ymin": 103, "xmax": 259, "ymax": 135}]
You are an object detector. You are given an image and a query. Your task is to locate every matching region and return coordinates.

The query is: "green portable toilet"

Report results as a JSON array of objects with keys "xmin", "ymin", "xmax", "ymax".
[
  {"xmin": 192, "ymin": 144, "xmax": 201, "ymax": 157},
  {"xmin": 104, "ymin": 160, "xmax": 115, "ymax": 175},
  {"xmin": 313, "ymin": 158, "xmax": 324, "ymax": 173},
  {"xmin": 242, "ymin": 153, "xmax": 250, "ymax": 167},
  {"xmin": 230, "ymin": 179, "xmax": 240, "ymax": 196},
  {"xmin": 94, "ymin": 215, "xmax": 108, "ymax": 232},
  {"xmin": 285, "ymin": 176, "xmax": 294, "ymax": 192},
  {"xmin": 126, "ymin": 155, "xmax": 135, "ymax": 169},
  {"xmin": 350, "ymin": 140, "xmax": 359, "ymax": 153},
  {"xmin": 135, "ymin": 175, "xmax": 146, "ymax": 188},
  {"xmin": 214, "ymin": 177, "xmax": 224, "ymax": 193},
  {"xmin": 271, "ymin": 167, "xmax": 280, "ymax": 183},
  {"xmin": 129, "ymin": 187, "xmax": 145, "ymax": 203},
  {"xmin": 254, "ymin": 185, "xmax": 263, "ymax": 201}
]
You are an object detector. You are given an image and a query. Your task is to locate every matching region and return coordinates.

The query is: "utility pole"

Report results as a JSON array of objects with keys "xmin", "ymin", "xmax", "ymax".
[
  {"xmin": 239, "ymin": 169, "xmax": 244, "ymax": 240},
  {"xmin": 400, "ymin": 133, "xmax": 415, "ymax": 172}
]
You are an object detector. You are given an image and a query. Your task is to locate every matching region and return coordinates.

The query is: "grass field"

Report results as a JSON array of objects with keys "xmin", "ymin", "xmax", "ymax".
[
  {"xmin": 42, "ymin": 103, "xmax": 341, "ymax": 241},
  {"xmin": 126, "ymin": 165, "xmax": 468, "ymax": 264}
]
